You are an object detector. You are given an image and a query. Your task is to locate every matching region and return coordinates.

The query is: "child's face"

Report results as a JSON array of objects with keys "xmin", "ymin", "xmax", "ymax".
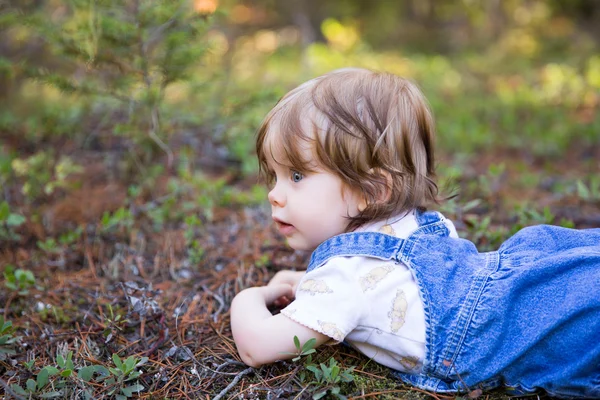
[{"xmin": 266, "ymin": 146, "xmax": 364, "ymax": 251}]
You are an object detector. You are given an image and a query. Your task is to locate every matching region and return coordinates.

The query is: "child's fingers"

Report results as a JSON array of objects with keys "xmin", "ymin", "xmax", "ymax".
[
  {"xmin": 273, "ymin": 295, "xmax": 291, "ymax": 308},
  {"xmin": 268, "ymin": 270, "xmax": 295, "ymax": 286},
  {"xmin": 268, "ymin": 270, "xmax": 304, "ymax": 292},
  {"xmin": 262, "ymin": 284, "xmax": 294, "ymax": 304}
]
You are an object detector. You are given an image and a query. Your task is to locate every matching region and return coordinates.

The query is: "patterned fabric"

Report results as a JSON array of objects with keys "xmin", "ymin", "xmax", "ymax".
[
  {"xmin": 304, "ymin": 210, "xmax": 600, "ymax": 398},
  {"xmin": 280, "ymin": 210, "xmax": 458, "ymax": 373}
]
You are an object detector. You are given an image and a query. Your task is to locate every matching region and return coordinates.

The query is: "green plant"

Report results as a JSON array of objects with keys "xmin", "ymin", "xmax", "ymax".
[
  {"xmin": 184, "ymin": 214, "xmax": 205, "ymax": 264},
  {"xmin": 4, "ymin": 265, "xmax": 36, "ymax": 294},
  {"xmin": 102, "ymin": 353, "xmax": 148, "ymax": 399},
  {"xmin": 145, "ymin": 195, "xmax": 179, "ymax": 230},
  {"xmin": 10, "ymin": 351, "xmax": 147, "ymax": 399},
  {"xmin": 306, "ymin": 358, "xmax": 356, "ymax": 400},
  {"xmin": 23, "ymin": 357, "xmax": 36, "ymax": 370},
  {"xmin": 288, "ymin": 336, "xmax": 355, "ymax": 400},
  {"xmin": 101, "ymin": 207, "xmax": 134, "ymax": 234},
  {"xmin": 11, "ymin": 153, "xmax": 82, "ymax": 201},
  {"xmin": 38, "ymin": 226, "xmax": 83, "ymax": 263},
  {"xmin": 0, "ymin": 201, "xmax": 26, "ymax": 241},
  {"xmin": 477, "ymin": 163, "xmax": 506, "ymax": 198},
  {"xmin": 576, "ymin": 176, "xmax": 600, "ymax": 202},
  {"xmin": 12, "ymin": 351, "xmax": 90, "ymax": 398},
  {"xmin": 37, "ymin": 237, "xmax": 60, "ymax": 254},
  {"xmin": 290, "ymin": 336, "xmax": 317, "ymax": 362},
  {"xmin": 465, "ymin": 215, "xmax": 509, "ymax": 251},
  {"xmin": 22, "ymin": 0, "xmax": 216, "ymax": 166},
  {"xmin": 0, "ymin": 316, "xmax": 20, "ymax": 361},
  {"xmin": 510, "ymin": 205, "xmax": 555, "ymax": 235}
]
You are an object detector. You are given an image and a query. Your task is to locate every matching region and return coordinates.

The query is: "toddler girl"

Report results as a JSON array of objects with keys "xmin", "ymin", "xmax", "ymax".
[{"xmin": 230, "ymin": 68, "xmax": 600, "ymax": 397}]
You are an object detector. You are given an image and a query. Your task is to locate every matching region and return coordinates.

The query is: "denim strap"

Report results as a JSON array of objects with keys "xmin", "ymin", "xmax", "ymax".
[
  {"xmin": 306, "ymin": 232, "xmax": 406, "ymax": 272},
  {"xmin": 307, "ymin": 211, "xmax": 450, "ymax": 272}
]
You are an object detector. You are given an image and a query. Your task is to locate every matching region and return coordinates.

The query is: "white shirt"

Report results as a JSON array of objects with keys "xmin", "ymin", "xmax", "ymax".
[{"xmin": 281, "ymin": 210, "xmax": 458, "ymax": 373}]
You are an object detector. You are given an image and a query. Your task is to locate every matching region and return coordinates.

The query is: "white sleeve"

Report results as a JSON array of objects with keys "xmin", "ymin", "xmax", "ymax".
[
  {"xmin": 280, "ymin": 260, "xmax": 366, "ymax": 342},
  {"xmin": 441, "ymin": 215, "xmax": 459, "ymax": 238}
]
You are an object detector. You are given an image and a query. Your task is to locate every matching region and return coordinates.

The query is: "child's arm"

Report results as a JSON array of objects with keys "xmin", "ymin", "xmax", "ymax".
[
  {"xmin": 268, "ymin": 270, "xmax": 305, "ymax": 292},
  {"xmin": 230, "ymin": 284, "xmax": 329, "ymax": 367}
]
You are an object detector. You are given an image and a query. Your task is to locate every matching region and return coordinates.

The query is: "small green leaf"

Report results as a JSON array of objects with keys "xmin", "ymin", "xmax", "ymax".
[
  {"xmin": 6, "ymin": 213, "xmax": 26, "ymax": 226},
  {"xmin": 43, "ymin": 366, "xmax": 60, "ymax": 375},
  {"xmin": 39, "ymin": 391, "xmax": 65, "ymax": 398},
  {"xmin": 301, "ymin": 338, "xmax": 317, "ymax": 353},
  {"xmin": 0, "ymin": 202, "xmax": 9, "ymax": 219},
  {"xmin": 577, "ymin": 180, "xmax": 591, "ymax": 200},
  {"xmin": 0, "ymin": 347, "xmax": 16, "ymax": 356},
  {"xmin": 112, "ymin": 353, "xmax": 123, "ymax": 369},
  {"xmin": 11, "ymin": 384, "xmax": 27, "ymax": 395},
  {"xmin": 121, "ymin": 383, "xmax": 144, "ymax": 396},
  {"xmin": 60, "ymin": 369, "xmax": 72, "ymax": 377},
  {"xmin": 93, "ymin": 365, "xmax": 110, "ymax": 377},
  {"xmin": 124, "ymin": 370, "xmax": 141, "ymax": 381},
  {"xmin": 26, "ymin": 378, "xmax": 36, "ymax": 392},
  {"xmin": 37, "ymin": 367, "xmax": 49, "ymax": 389},
  {"xmin": 313, "ymin": 390, "xmax": 328, "ymax": 400},
  {"xmin": 78, "ymin": 366, "xmax": 95, "ymax": 382},
  {"xmin": 57, "ymin": 354, "xmax": 65, "ymax": 368},
  {"xmin": 293, "ymin": 335, "xmax": 300, "ymax": 350},
  {"xmin": 125, "ymin": 356, "xmax": 136, "ymax": 372},
  {"xmin": 0, "ymin": 317, "xmax": 13, "ymax": 333}
]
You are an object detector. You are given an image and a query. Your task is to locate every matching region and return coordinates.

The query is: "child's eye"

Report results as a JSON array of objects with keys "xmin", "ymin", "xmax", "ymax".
[{"xmin": 291, "ymin": 171, "xmax": 303, "ymax": 182}]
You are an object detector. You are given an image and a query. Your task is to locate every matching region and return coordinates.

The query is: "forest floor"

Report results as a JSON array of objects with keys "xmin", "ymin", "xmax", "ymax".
[{"xmin": 1, "ymin": 134, "xmax": 599, "ymax": 399}]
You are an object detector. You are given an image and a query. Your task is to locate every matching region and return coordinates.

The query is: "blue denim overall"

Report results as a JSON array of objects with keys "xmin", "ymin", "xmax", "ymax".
[{"xmin": 306, "ymin": 211, "xmax": 600, "ymax": 397}]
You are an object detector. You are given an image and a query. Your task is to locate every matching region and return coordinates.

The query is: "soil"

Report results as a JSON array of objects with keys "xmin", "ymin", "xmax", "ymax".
[{"xmin": 0, "ymin": 135, "xmax": 599, "ymax": 399}]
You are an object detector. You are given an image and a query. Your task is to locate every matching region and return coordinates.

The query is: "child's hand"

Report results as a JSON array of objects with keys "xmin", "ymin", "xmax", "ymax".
[
  {"xmin": 268, "ymin": 270, "xmax": 305, "ymax": 307},
  {"xmin": 260, "ymin": 283, "xmax": 294, "ymax": 307},
  {"xmin": 268, "ymin": 270, "xmax": 304, "ymax": 291}
]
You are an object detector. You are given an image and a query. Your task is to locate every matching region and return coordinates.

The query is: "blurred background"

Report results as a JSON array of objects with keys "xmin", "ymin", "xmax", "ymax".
[{"xmin": 1, "ymin": 0, "xmax": 599, "ymax": 253}]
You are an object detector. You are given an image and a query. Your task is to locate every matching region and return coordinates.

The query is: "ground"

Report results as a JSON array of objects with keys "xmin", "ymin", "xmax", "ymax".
[{"xmin": 0, "ymin": 136, "xmax": 599, "ymax": 399}]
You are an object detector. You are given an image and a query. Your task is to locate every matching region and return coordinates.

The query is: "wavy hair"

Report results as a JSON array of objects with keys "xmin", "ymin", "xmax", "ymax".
[{"xmin": 256, "ymin": 68, "xmax": 440, "ymax": 231}]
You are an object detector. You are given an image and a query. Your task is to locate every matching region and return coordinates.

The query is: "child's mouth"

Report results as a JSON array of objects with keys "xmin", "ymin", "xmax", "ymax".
[{"xmin": 274, "ymin": 219, "xmax": 296, "ymax": 236}]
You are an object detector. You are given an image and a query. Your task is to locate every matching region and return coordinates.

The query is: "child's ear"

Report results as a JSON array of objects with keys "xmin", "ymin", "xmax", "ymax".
[
  {"xmin": 358, "ymin": 168, "xmax": 392, "ymax": 212},
  {"xmin": 358, "ymin": 196, "xmax": 368, "ymax": 212},
  {"xmin": 373, "ymin": 168, "xmax": 393, "ymax": 204}
]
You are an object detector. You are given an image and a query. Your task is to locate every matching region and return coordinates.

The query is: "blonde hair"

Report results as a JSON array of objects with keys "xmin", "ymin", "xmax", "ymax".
[{"xmin": 256, "ymin": 68, "xmax": 439, "ymax": 231}]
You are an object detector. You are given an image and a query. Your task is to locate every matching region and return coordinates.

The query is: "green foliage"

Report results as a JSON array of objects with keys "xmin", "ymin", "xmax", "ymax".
[
  {"xmin": 103, "ymin": 353, "xmax": 148, "ymax": 399},
  {"xmin": 184, "ymin": 214, "xmax": 205, "ymax": 264},
  {"xmin": 0, "ymin": 316, "xmax": 21, "ymax": 361},
  {"xmin": 576, "ymin": 176, "xmax": 600, "ymax": 202},
  {"xmin": 510, "ymin": 205, "xmax": 556, "ymax": 235},
  {"xmin": 289, "ymin": 336, "xmax": 355, "ymax": 400},
  {"xmin": 0, "ymin": 201, "xmax": 26, "ymax": 241},
  {"xmin": 478, "ymin": 163, "xmax": 507, "ymax": 199},
  {"xmin": 307, "ymin": 358, "xmax": 356, "ymax": 400},
  {"xmin": 38, "ymin": 226, "xmax": 83, "ymax": 256},
  {"xmin": 465, "ymin": 215, "xmax": 509, "ymax": 251},
  {"xmin": 11, "ymin": 152, "xmax": 82, "ymax": 202},
  {"xmin": 10, "ymin": 351, "xmax": 147, "ymax": 400},
  {"xmin": 101, "ymin": 207, "xmax": 134, "ymax": 234},
  {"xmin": 291, "ymin": 335, "xmax": 317, "ymax": 362},
  {"xmin": 19, "ymin": 0, "xmax": 216, "ymax": 164},
  {"xmin": 3, "ymin": 265, "xmax": 36, "ymax": 294}
]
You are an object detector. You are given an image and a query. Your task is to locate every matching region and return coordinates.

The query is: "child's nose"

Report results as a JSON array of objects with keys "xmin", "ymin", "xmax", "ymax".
[{"xmin": 268, "ymin": 184, "xmax": 286, "ymax": 207}]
